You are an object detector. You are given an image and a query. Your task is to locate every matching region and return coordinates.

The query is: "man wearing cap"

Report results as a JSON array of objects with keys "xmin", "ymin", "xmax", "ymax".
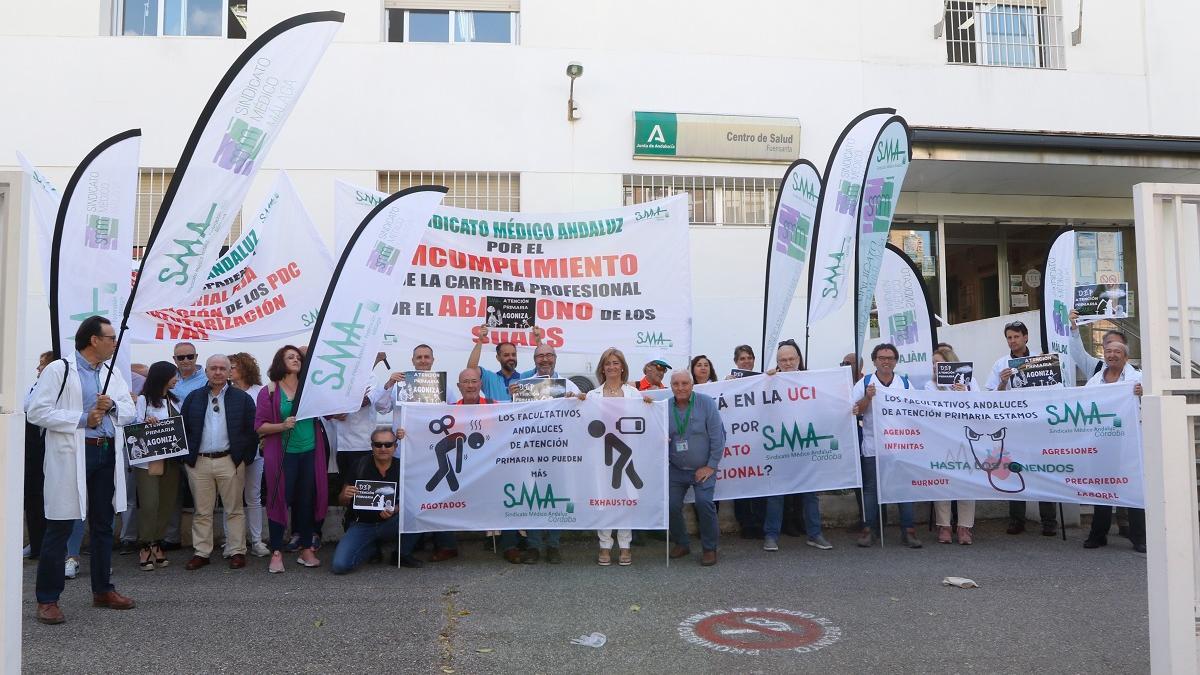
[{"xmin": 637, "ymin": 360, "xmax": 670, "ymax": 391}]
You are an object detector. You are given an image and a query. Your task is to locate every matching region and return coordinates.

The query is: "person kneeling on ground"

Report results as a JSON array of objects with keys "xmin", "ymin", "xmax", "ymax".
[{"xmin": 331, "ymin": 427, "xmax": 422, "ymax": 574}]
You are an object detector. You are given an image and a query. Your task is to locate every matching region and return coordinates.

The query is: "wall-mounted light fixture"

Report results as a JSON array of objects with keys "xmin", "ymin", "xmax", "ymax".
[{"xmin": 566, "ymin": 62, "xmax": 583, "ymax": 121}]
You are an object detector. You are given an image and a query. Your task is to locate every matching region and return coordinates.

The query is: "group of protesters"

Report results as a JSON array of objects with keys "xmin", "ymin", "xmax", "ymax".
[{"xmin": 22, "ymin": 307, "xmax": 1143, "ymax": 625}]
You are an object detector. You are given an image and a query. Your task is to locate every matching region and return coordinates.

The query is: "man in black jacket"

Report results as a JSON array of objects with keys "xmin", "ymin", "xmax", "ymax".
[{"xmin": 180, "ymin": 355, "xmax": 256, "ymax": 570}]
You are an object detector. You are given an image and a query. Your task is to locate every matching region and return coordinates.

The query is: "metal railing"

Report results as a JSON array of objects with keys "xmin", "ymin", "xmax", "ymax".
[
  {"xmin": 943, "ymin": 0, "xmax": 1066, "ymax": 69},
  {"xmin": 378, "ymin": 171, "xmax": 519, "ymax": 211},
  {"xmin": 622, "ymin": 174, "xmax": 777, "ymax": 227}
]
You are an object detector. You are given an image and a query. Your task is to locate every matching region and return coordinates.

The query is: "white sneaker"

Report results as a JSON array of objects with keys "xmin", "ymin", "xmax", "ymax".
[
  {"xmin": 64, "ymin": 557, "xmax": 79, "ymax": 579},
  {"xmin": 250, "ymin": 542, "xmax": 271, "ymax": 558},
  {"xmin": 22, "ymin": 545, "xmax": 31, "ymax": 558}
]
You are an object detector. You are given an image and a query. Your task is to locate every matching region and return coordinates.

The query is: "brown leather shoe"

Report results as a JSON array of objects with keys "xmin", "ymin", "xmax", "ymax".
[
  {"xmin": 228, "ymin": 554, "xmax": 246, "ymax": 569},
  {"xmin": 430, "ymin": 548, "xmax": 459, "ymax": 563},
  {"xmin": 92, "ymin": 591, "xmax": 135, "ymax": 610},
  {"xmin": 701, "ymin": 550, "xmax": 717, "ymax": 566},
  {"xmin": 184, "ymin": 555, "xmax": 210, "ymax": 571},
  {"xmin": 36, "ymin": 602, "xmax": 65, "ymax": 624},
  {"xmin": 502, "ymin": 547, "xmax": 522, "ymax": 564},
  {"xmin": 669, "ymin": 544, "xmax": 691, "ymax": 559}
]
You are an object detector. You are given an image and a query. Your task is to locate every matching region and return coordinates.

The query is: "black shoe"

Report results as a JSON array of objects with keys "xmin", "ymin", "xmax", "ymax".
[
  {"xmin": 1083, "ymin": 537, "xmax": 1108, "ymax": 549},
  {"xmin": 161, "ymin": 541, "xmax": 182, "ymax": 551},
  {"xmin": 398, "ymin": 554, "xmax": 424, "ymax": 568},
  {"xmin": 118, "ymin": 540, "xmax": 139, "ymax": 555},
  {"xmin": 1133, "ymin": 542, "xmax": 1147, "ymax": 553},
  {"xmin": 1041, "ymin": 525, "xmax": 1058, "ymax": 537},
  {"xmin": 1006, "ymin": 522, "xmax": 1025, "ymax": 535}
]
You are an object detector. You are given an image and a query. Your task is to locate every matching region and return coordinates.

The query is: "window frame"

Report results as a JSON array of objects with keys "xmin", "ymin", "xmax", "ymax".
[
  {"xmin": 622, "ymin": 174, "xmax": 778, "ymax": 228},
  {"xmin": 943, "ymin": 0, "xmax": 1065, "ymax": 70},
  {"xmin": 385, "ymin": 8, "xmax": 519, "ymax": 45},
  {"xmin": 113, "ymin": 0, "xmax": 243, "ymax": 39}
]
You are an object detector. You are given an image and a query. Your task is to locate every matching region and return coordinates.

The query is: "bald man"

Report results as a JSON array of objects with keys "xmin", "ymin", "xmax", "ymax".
[{"xmin": 180, "ymin": 355, "xmax": 258, "ymax": 570}]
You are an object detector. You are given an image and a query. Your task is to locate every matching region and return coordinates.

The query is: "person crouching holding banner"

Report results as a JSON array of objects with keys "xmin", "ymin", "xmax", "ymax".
[
  {"xmin": 666, "ymin": 371, "xmax": 724, "ymax": 566},
  {"xmin": 1083, "ymin": 341, "xmax": 1145, "ymax": 552},
  {"xmin": 925, "ymin": 347, "xmax": 979, "ymax": 545}
]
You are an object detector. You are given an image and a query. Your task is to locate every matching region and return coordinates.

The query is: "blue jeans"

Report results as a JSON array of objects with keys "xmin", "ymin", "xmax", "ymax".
[
  {"xmin": 36, "ymin": 442, "xmax": 117, "ymax": 602},
  {"xmin": 499, "ymin": 530, "xmax": 560, "ymax": 550},
  {"xmin": 860, "ymin": 456, "xmax": 913, "ymax": 532},
  {"xmin": 764, "ymin": 493, "xmax": 820, "ymax": 539},
  {"xmin": 269, "ymin": 451, "xmax": 315, "ymax": 552},
  {"xmin": 331, "ymin": 518, "xmax": 415, "ymax": 574},
  {"xmin": 67, "ymin": 519, "xmax": 84, "ymax": 557},
  {"xmin": 668, "ymin": 466, "xmax": 719, "ymax": 551}
]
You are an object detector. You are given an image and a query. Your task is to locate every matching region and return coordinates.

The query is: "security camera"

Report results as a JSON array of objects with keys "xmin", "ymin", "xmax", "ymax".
[{"xmin": 566, "ymin": 62, "xmax": 583, "ymax": 79}]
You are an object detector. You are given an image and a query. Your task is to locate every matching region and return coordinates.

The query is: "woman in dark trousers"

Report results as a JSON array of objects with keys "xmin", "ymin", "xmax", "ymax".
[
  {"xmin": 23, "ymin": 351, "xmax": 55, "ymax": 558},
  {"xmin": 255, "ymin": 346, "xmax": 330, "ymax": 574},
  {"xmin": 133, "ymin": 361, "xmax": 183, "ymax": 570}
]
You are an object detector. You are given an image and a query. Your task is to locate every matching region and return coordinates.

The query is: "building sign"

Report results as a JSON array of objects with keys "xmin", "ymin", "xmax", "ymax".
[{"xmin": 633, "ymin": 111, "xmax": 800, "ymax": 162}]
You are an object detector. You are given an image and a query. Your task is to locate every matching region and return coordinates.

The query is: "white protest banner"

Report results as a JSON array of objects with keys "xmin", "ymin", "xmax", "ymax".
[
  {"xmin": 15, "ymin": 151, "xmax": 61, "ymax": 292},
  {"xmin": 854, "ymin": 117, "xmax": 911, "ymax": 352},
  {"xmin": 400, "ymin": 397, "xmax": 668, "ymax": 532},
  {"xmin": 337, "ymin": 182, "xmax": 692, "ymax": 364},
  {"xmin": 132, "ymin": 12, "xmax": 342, "ymax": 312},
  {"xmin": 1040, "ymin": 228, "xmax": 1075, "ymax": 377},
  {"xmin": 50, "ymin": 130, "xmax": 141, "ymax": 365},
  {"xmin": 806, "ymin": 109, "xmax": 894, "ymax": 324},
  {"xmin": 294, "ymin": 186, "xmax": 447, "ymax": 420},
  {"xmin": 646, "ymin": 369, "xmax": 861, "ymax": 500},
  {"xmin": 126, "ymin": 172, "xmax": 333, "ymax": 342},
  {"xmin": 873, "ymin": 384, "xmax": 1144, "ymax": 507},
  {"xmin": 874, "ymin": 244, "xmax": 937, "ymax": 389},
  {"xmin": 762, "ymin": 160, "xmax": 821, "ymax": 370}
]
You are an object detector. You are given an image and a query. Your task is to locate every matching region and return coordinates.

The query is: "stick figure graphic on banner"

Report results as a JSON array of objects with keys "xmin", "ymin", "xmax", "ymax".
[
  {"xmin": 425, "ymin": 414, "xmax": 485, "ymax": 492},
  {"xmin": 964, "ymin": 426, "xmax": 1026, "ymax": 494},
  {"xmin": 589, "ymin": 416, "xmax": 645, "ymax": 490}
]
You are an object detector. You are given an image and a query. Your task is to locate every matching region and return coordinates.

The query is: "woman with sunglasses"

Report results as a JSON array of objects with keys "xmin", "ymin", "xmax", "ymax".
[
  {"xmin": 255, "ymin": 345, "xmax": 330, "ymax": 573},
  {"xmin": 925, "ymin": 346, "xmax": 980, "ymax": 545},
  {"xmin": 133, "ymin": 361, "xmax": 182, "ymax": 570}
]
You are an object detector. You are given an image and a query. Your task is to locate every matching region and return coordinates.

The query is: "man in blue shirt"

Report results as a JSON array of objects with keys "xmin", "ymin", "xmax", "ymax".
[{"xmin": 465, "ymin": 324, "xmax": 541, "ymax": 402}]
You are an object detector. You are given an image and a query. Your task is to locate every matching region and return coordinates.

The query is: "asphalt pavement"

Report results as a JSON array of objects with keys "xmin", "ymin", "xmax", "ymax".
[{"xmin": 21, "ymin": 521, "xmax": 1149, "ymax": 674}]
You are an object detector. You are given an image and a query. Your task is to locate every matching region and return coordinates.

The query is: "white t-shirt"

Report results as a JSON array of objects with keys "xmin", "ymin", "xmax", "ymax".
[
  {"xmin": 135, "ymin": 394, "xmax": 175, "ymax": 424},
  {"xmin": 585, "ymin": 384, "xmax": 641, "ymax": 399},
  {"xmin": 923, "ymin": 379, "xmax": 982, "ymax": 392},
  {"xmin": 1085, "ymin": 363, "xmax": 1141, "ymax": 387},
  {"xmin": 852, "ymin": 372, "xmax": 910, "ymax": 458},
  {"xmin": 984, "ymin": 352, "xmax": 1067, "ymax": 391}
]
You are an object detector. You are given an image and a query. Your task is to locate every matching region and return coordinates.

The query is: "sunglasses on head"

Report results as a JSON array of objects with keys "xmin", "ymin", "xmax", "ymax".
[
  {"xmin": 372, "ymin": 441, "xmax": 396, "ymax": 448},
  {"xmin": 1004, "ymin": 321, "xmax": 1026, "ymax": 331},
  {"xmin": 175, "ymin": 354, "xmax": 197, "ymax": 361}
]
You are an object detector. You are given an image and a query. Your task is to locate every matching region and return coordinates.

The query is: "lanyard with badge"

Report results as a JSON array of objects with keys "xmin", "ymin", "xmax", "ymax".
[{"xmin": 672, "ymin": 394, "xmax": 694, "ymax": 454}]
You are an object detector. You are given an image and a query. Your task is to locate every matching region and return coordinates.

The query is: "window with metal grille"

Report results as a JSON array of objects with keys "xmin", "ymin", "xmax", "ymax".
[
  {"xmin": 377, "ymin": 171, "xmax": 520, "ymax": 211},
  {"xmin": 944, "ymin": 1, "xmax": 1065, "ymax": 69},
  {"xmin": 133, "ymin": 168, "xmax": 241, "ymax": 259},
  {"xmin": 622, "ymin": 175, "xmax": 777, "ymax": 227}
]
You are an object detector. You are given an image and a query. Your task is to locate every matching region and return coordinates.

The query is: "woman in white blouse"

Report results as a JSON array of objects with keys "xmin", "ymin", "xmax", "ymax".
[
  {"xmin": 581, "ymin": 347, "xmax": 648, "ymax": 566},
  {"xmin": 133, "ymin": 361, "xmax": 181, "ymax": 571},
  {"xmin": 925, "ymin": 347, "xmax": 980, "ymax": 545}
]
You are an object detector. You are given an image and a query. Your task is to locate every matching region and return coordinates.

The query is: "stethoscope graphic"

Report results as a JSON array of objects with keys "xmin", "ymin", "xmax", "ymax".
[{"xmin": 964, "ymin": 426, "xmax": 1027, "ymax": 494}]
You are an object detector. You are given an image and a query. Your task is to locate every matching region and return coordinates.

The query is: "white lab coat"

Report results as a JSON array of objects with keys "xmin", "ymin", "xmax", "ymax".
[{"xmin": 26, "ymin": 358, "xmax": 136, "ymax": 520}]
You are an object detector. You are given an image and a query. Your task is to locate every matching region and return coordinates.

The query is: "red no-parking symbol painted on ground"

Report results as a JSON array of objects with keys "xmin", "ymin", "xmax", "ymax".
[{"xmin": 678, "ymin": 608, "xmax": 843, "ymax": 655}]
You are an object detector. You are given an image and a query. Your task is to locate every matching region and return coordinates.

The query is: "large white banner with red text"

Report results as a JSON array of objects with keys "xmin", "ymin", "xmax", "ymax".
[{"xmin": 335, "ymin": 181, "xmax": 691, "ymax": 365}]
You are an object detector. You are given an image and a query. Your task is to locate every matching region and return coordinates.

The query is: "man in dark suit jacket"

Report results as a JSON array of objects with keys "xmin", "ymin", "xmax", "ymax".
[{"xmin": 180, "ymin": 355, "xmax": 256, "ymax": 570}]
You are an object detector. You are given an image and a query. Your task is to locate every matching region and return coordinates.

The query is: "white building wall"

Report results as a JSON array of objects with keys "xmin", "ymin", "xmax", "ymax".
[{"xmin": 0, "ymin": 0, "xmax": 1194, "ymax": 381}]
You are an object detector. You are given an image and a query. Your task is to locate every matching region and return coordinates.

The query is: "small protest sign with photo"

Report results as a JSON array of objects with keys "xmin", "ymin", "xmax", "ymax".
[
  {"xmin": 1007, "ymin": 354, "xmax": 1063, "ymax": 389},
  {"xmin": 353, "ymin": 480, "xmax": 398, "ymax": 511},
  {"xmin": 485, "ymin": 296, "xmax": 536, "ymax": 329},
  {"xmin": 730, "ymin": 369, "xmax": 761, "ymax": 379},
  {"xmin": 396, "ymin": 371, "xmax": 447, "ymax": 403},
  {"xmin": 1074, "ymin": 282, "xmax": 1128, "ymax": 325},
  {"xmin": 512, "ymin": 377, "xmax": 569, "ymax": 401},
  {"xmin": 122, "ymin": 417, "xmax": 189, "ymax": 467},
  {"xmin": 935, "ymin": 361, "xmax": 973, "ymax": 387}
]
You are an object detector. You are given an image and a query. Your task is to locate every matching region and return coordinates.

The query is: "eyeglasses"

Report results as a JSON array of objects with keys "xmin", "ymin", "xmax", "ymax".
[
  {"xmin": 175, "ymin": 354, "xmax": 197, "ymax": 361},
  {"xmin": 97, "ymin": 334, "xmax": 117, "ymax": 342},
  {"xmin": 211, "ymin": 397, "xmax": 220, "ymax": 414},
  {"xmin": 372, "ymin": 441, "xmax": 396, "ymax": 448},
  {"xmin": 874, "ymin": 356, "xmax": 898, "ymax": 362}
]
